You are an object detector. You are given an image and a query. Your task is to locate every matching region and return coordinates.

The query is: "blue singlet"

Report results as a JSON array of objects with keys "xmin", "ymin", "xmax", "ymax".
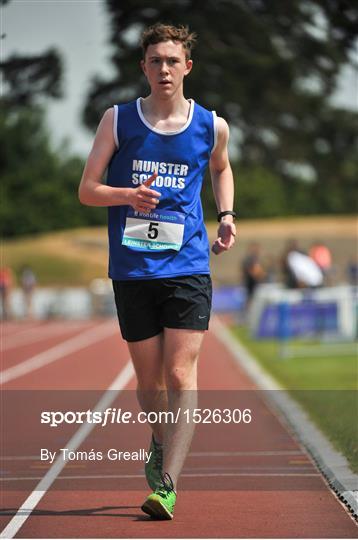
[{"xmin": 107, "ymin": 98, "xmax": 217, "ymax": 280}]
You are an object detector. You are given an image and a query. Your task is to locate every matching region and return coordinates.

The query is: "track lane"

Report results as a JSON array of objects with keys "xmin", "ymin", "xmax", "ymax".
[
  {"xmin": 5, "ymin": 490, "xmax": 354, "ymax": 539},
  {"xmin": 2, "ymin": 320, "xmax": 125, "ymax": 390},
  {"xmin": 1, "ymin": 319, "xmax": 133, "ymax": 536},
  {"xmin": 2, "ymin": 321, "xmax": 98, "ymax": 355},
  {"xmin": 1, "ymin": 319, "xmax": 357, "ymax": 538}
]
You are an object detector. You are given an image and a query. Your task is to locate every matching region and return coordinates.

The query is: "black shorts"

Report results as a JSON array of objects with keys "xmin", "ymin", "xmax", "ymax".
[{"xmin": 112, "ymin": 274, "xmax": 212, "ymax": 342}]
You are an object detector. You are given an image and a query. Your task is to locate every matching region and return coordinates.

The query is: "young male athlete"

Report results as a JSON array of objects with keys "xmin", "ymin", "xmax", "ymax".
[{"xmin": 79, "ymin": 23, "xmax": 236, "ymax": 520}]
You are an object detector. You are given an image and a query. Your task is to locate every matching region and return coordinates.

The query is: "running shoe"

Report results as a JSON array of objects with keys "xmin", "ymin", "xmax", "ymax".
[
  {"xmin": 141, "ymin": 472, "xmax": 177, "ymax": 520},
  {"xmin": 145, "ymin": 435, "xmax": 163, "ymax": 490}
]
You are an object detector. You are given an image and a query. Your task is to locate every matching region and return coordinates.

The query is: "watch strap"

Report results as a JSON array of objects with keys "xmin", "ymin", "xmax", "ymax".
[{"xmin": 217, "ymin": 210, "xmax": 237, "ymax": 222}]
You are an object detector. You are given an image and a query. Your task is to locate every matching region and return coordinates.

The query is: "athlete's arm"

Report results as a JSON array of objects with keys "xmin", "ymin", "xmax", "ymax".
[
  {"xmin": 78, "ymin": 108, "xmax": 160, "ymax": 212},
  {"xmin": 209, "ymin": 117, "xmax": 236, "ymax": 255}
]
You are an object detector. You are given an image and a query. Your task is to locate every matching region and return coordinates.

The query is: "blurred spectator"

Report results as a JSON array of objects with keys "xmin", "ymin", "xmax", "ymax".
[
  {"xmin": 242, "ymin": 242, "xmax": 266, "ymax": 305},
  {"xmin": 263, "ymin": 254, "xmax": 277, "ymax": 283},
  {"xmin": 281, "ymin": 239, "xmax": 303, "ymax": 288},
  {"xmin": 0, "ymin": 266, "xmax": 13, "ymax": 320},
  {"xmin": 282, "ymin": 239, "xmax": 323, "ymax": 288},
  {"xmin": 309, "ymin": 241, "xmax": 332, "ymax": 284},
  {"xmin": 20, "ymin": 266, "xmax": 37, "ymax": 319}
]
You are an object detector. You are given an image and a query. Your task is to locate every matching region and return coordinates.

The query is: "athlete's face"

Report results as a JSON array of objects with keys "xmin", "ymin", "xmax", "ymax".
[{"xmin": 141, "ymin": 40, "xmax": 192, "ymax": 97}]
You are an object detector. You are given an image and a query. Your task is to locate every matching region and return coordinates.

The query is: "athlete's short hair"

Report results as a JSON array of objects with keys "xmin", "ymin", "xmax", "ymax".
[{"xmin": 141, "ymin": 23, "xmax": 197, "ymax": 60}]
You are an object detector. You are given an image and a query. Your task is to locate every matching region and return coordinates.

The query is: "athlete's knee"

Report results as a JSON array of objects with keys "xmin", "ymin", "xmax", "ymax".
[
  {"xmin": 135, "ymin": 368, "xmax": 166, "ymax": 391},
  {"xmin": 166, "ymin": 365, "xmax": 197, "ymax": 390}
]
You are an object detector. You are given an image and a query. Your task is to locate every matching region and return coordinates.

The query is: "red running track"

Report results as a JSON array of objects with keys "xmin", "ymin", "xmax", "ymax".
[{"xmin": 0, "ymin": 318, "xmax": 357, "ymax": 538}]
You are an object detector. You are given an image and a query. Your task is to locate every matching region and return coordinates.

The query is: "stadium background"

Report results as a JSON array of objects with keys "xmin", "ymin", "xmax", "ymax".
[{"xmin": 1, "ymin": 1, "xmax": 357, "ymax": 538}]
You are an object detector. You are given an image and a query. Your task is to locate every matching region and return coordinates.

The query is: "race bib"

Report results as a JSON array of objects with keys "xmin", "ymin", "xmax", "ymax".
[{"xmin": 122, "ymin": 208, "xmax": 185, "ymax": 251}]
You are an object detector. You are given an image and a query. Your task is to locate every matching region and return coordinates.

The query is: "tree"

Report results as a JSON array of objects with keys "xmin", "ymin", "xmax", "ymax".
[
  {"xmin": 0, "ymin": 5, "xmax": 105, "ymax": 237},
  {"xmin": 83, "ymin": 0, "xmax": 358, "ymax": 217},
  {"xmin": 1, "ymin": 49, "xmax": 62, "ymax": 107},
  {"xmin": 0, "ymin": 105, "xmax": 105, "ymax": 237}
]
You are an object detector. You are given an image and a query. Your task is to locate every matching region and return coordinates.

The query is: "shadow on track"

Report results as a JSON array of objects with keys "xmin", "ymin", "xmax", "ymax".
[{"xmin": 0, "ymin": 505, "xmax": 142, "ymax": 519}]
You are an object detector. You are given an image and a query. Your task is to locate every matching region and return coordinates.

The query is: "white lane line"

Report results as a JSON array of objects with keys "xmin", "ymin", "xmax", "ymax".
[
  {"xmin": 189, "ymin": 450, "xmax": 304, "ymax": 457},
  {"xmin": 0, "ymin": 450, "xmax": 304, "ymax": 460},
  {"xmin": 210, "ymin": 316, "xmax": 282, "ymax": 391},
  {"xmin": 1, "ymin": 456, "xmax": 40, "ymax": 461},
  {"xmin": 0, "ymin": 472, "xmax": 321, "ymax": 483},
  {"xmin": 0, "ymin": 360, "xmax": 135, "ymax": 539},
  {"xmin": 183, "ymin": 466, "xmax": 315, "ymax": 471},
  {"xmin": 211, "ymin": 315, "xmax": 358, "ymax": 518},
  {"xmin": 0, "ymin": 320, "xmax": 118, "ymax": 385},
  {"xmin": 1, "ymin": 323, "xmax": 44, "ymax": 338},
  {"xmin": 2, "ymin": 322, "xmax": 92, "ymax": 351}
]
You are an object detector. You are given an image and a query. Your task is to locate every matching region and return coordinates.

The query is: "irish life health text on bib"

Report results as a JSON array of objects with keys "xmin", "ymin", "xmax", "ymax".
[{"xmin": 122, "ymin": 208, "xmax": 185, "ymax": 251}]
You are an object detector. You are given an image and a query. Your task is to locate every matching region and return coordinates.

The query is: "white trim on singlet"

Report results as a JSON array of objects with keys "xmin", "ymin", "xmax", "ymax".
[
  {"xmin": 112, "ymin": 105, "xmax": 119, "ymax": 148},
  {"xmin": 211, "ymin": 110, "xmax": 218, "ymax": 154},
  {"xmin": 136, "ymin": 97, "xmax": 195, "ymax": 135}
]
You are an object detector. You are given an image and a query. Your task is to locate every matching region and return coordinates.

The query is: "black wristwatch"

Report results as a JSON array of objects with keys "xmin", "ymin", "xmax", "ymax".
[{"xmin": 217, "ymin": 210, "xmax": 237, "ymax": 222}]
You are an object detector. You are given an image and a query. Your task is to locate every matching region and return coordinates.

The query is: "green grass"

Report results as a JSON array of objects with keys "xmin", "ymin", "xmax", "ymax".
[
  {"xmin": 231, "ymin": 325, "xmax": 358, "ymax": 472},
  {"xmin": 232, "ymin": 326, "xmax": 357, "ymax": 390}
]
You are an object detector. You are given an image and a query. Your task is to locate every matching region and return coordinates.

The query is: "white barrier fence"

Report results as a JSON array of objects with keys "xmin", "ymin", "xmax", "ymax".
[
  {"xmin": 248, "ymin": 284, "xmax": 357, "ymax": 358},
  {"xmin": 1, "ymin": 280, "xmax": 117, "ymax": 320}
]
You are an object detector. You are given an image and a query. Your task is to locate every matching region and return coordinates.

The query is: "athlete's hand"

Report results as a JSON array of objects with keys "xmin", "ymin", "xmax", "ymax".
[
  {"xmin": 128, "ymin": 173, "xmax": 161, "ymax": 213},
  {"xmin": 211, "ymin": 220, "xmax": 237, "ymax": 255}
]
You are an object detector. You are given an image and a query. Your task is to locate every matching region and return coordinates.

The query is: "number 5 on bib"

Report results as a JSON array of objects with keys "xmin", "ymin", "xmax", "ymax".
[{"xmin": 122, "ymin": 208, "xmax": 185, "ymax": 251}]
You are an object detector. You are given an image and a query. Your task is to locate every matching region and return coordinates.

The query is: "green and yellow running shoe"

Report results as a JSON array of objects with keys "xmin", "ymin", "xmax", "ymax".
[
  {"xmin": 145, "ymin": 435, "xmax": 163, "ymax": 490},
  {"xmin": 141, "ymin": 472, "xmax": 177, "ymax": 520}
]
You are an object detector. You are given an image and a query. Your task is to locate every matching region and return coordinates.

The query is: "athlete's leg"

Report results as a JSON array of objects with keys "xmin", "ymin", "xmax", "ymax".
[
  {"xmin": 127, "ymin": 333, "xmax": 168, "ymax": 444},
  {"xmin": 162, "ymin": 328, "xmax": 205, "ymax": 487}
]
